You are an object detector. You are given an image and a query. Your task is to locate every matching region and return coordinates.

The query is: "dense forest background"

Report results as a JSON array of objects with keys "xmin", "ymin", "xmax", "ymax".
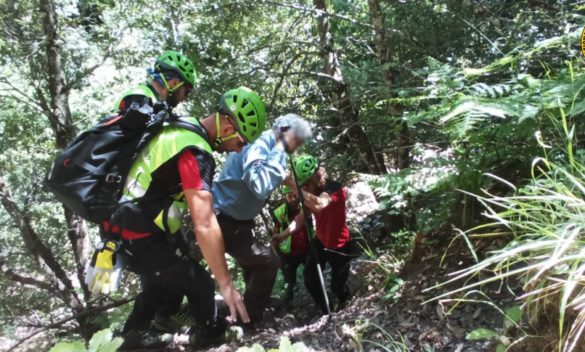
[{"xmin": 0, "ymin": 0, "xmax": 584, "ymax": 351}]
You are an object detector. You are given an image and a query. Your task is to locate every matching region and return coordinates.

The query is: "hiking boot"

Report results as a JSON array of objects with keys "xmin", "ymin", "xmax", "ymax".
[
  {"xmin": 152, "ymin": 311, "xmax": 194, "ymax": 334},
  {"xmin": 118, "ymin": 329, "xmax": 169, "ymax": 351},
  {"xmin": 189, "ymin": 316, "xmax": 228, "ymax": 347}
]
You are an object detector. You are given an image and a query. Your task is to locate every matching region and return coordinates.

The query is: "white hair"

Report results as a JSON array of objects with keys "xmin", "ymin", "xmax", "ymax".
[{"xmin": 272, "ymin": 113, "xmax": 313, "ymax": 142}]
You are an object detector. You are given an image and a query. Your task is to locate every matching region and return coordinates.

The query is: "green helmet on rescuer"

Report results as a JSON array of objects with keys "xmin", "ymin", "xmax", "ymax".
[
  {"xmin": 218, "ymin": 86, "xmax": 267, "ymax": 143},
  {"xmin": 155, "ymin": 50, "xmax": 197, "ymax": 86},
  {"xmin": 293, "ymin": 154, "xmax": 319, "ymax": 186}
]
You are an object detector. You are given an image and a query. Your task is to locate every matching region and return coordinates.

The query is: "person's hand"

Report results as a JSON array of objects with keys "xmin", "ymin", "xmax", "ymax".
[
  {"xmin": 271, "ymin": 235, "xmax": 281, "ymax": 247},
  {"xmin": 220, "ymin": 282, "xmax": 250, "ymax": 323},
  {"xmin": 271, "ymin": 232, "xmax": 286, "ymax": 246}
]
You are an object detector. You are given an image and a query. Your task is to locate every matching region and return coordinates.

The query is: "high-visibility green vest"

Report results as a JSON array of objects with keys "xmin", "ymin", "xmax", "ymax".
[
  {"xmin": 123, "ymin": 117, "xmax": 213, "ymax": 234},
  {"xmin": 273, "ymin": 204, "xmax": 292, "ymax": 254}
]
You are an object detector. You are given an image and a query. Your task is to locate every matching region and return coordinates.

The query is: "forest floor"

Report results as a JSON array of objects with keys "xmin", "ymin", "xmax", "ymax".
[
  {"xmin": 4, "ymin": 180, "xmax": 516, "ymax": 352},
  {"xmin": 192, "ymin": 236, "xmax": 508, "ymax": 352},
  {"xmin": 187, "ymin": 179, "xmax": 513, "ymax": 352}
]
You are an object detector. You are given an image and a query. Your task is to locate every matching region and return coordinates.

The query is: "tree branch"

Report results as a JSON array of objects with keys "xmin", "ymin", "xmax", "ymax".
[
  {"xmin": 262, "ymin": 0, "xmax": 374, "ymax": 29},
  {"xmin": 0, "ymin": 173, "xmax": 80, "ymax": 307},
  {"xmin": 0, "ymin": 79, "xmax": 45, "ymax": 113},
  {"xmin": 6, "ymin": 297, "xmax": 134, "ymax": 352},
  {"xmin": 0, "ymin": 259, "xmax": 56, "ymax": 293}
]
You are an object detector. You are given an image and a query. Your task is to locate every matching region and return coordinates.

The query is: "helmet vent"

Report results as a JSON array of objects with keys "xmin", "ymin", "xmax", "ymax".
[{"xmin": 238, "ymin": 112, "xmax": 246, "ymax": 124}]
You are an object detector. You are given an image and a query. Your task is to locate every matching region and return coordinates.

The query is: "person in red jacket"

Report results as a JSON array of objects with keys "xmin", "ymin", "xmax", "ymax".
[
  {"xmin": 271, "ymin": 186, "xmax": 310, "ymax": 304},
  {"xmin": 292, "ymin": 155, "xmax": 354, "ymax": 314}
]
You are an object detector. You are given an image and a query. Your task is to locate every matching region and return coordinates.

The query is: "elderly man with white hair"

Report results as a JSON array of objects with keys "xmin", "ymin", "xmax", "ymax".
[{"xmin": 213, "ymin": 113, "xmax": 312, "ymax": 324}]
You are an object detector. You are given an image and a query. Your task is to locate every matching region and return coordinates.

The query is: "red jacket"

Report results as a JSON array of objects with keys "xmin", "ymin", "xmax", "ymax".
[{"xmin": 313, "ymin": 180, "xmax": 351, "ymax": 249}]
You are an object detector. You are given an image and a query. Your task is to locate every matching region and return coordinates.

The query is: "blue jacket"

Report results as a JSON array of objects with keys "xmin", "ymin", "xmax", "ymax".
[{"xmin": 213, "ymin": 130, "xmax": 288, "ymax": 220}]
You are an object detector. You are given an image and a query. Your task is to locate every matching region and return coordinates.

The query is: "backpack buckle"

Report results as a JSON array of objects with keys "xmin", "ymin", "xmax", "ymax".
[{"xmin": 105, "ymin": 173, "xmax": 122, "ymax": 183}]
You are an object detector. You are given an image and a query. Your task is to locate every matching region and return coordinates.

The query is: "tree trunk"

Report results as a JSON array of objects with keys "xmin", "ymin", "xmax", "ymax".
[
  {"xmin": 367, "ymin": 0, "xmax": 415, "ymax": 234},
  {"xmin": 313, "ymin": 0, "xmax": 386, "ymax": 174},
  {"xmin": 40, "ymin": 0, "xmax": 90, "ymax": 298},
  {"xmin": 40, "ymin": 0, "xmax": 75, "ymax": 148},
  {"xmin": 367, "ymin": 0, "xmax": 411, "ymax": 170}
]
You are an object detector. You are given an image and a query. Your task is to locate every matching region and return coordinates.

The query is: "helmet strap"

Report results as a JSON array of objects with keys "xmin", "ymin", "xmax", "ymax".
[
  {"xmin": 213, "ymin": 112, "xmax": 240, "ymax": 149},
  {"xmin": 160, "ymin": 72, "xmax": 184, "ymax": 94}
]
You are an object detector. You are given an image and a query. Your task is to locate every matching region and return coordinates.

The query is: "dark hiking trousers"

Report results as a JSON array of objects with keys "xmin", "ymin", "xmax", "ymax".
[
  {"xmin": 277, "ymin": 251, "xmax": 307, "ymax": 301},
  {"xmin": 304, "ymin": 239, "xmax": 352, "ymax": 314},
  {"xmin": 217, "ymin": 213, "xmax": 281, "ymax": 322},
  {"xmin": 121, "ymin": 234, "xmax": 216, "ymax": 334}
]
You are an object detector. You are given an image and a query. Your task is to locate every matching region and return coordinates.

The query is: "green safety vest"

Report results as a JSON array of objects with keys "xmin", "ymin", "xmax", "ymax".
[
  {"xmin": 123, "ymin": 117, "xmax": 213, "ymax": 234},
  {"xmin": 273, "ymin": 204, "xmax": 292, "ymax": 254},
  {"xmin": 114, "ymin": 83, "xmax": 211, "ymax": 234}
]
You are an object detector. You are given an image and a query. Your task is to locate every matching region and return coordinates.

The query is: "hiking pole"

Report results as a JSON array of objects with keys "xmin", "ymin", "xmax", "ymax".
[{"xmin": 289, "ymin": 159, "xmax": 331, "ymax": 315}]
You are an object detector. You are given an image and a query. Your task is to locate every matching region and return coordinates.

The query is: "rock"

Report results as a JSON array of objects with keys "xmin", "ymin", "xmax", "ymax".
[
  {"xmin": 436, "ymin": 304, "xmax": 445, "ymax": 319},
  {"xmin": 345, "ymin": 180, "xmax": 380, "ymax": 229},
  {"xmin": 472, "ymin": 307, "xmax": 482, "ymax": 319}
]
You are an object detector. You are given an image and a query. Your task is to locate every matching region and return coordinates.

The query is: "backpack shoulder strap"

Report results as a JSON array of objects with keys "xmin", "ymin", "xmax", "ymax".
[{"xmin": 165, "ymin": 117, "xmax": 213, "ymax": 155}]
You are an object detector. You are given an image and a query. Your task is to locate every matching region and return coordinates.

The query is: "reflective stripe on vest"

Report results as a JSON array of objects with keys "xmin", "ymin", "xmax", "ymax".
[
  {"xmin": 124, "ymin": 117, "xmax": 212, "ymax": 234},
  {"xmin": 114, "ymin": 84, "xmax": 158, "ymax": 111},
  {"xmin": 274, "ymin": 204, "xmax": 292, "ymax": 254}
]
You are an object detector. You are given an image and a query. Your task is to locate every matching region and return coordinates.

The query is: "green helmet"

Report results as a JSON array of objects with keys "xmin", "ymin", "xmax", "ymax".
[
  {"xmin": 155, "ymin": 50, "xmax": 197, "ymax": 86},
  {"xmin": 218, "ymin": 87, "xmax": 266, "ymax": 143},
  {"xmin": 293, "ymin": 154, "xmax": 319, "ymax": 186},
  {"xmin": 282, "ymin": 185, "xmax": 292, "ymax": 194}
]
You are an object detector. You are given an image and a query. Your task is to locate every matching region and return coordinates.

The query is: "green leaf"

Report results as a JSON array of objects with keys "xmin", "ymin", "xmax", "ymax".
[
  {"xmin": 88, "ymin": 329, "xmax": 113, "ymax": 352},
  {"xmin": 275, "ymin": 336, "xmax": 309, "ymax": 352},
  {"xmin": 504, "ymin": 305, "xmax": 522, "ymax": 328},
  {"xmin": 466, "ymin": 328, "xmax": 499, "ymax": 340},
  {"xmin": 496, "ymin": 343, "xmax": 507, "ymax": 352},
  {"xmin": 96, "ymin": 338, "xmax": 124, "ymax": 352},
  {"xmin": 278, "ymin": 336, "xmax": 293, "ymax": 351},
  {"xmin": 49, "ymin": 341, "xmax": 86, "ymax": 352},
  {"xmin": 237, "ymin": 344, "xmax": 266, "ymax": 352}
]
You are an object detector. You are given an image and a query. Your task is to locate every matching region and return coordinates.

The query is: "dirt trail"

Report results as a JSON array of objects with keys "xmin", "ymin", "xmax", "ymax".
[{"xmin": 197, "ymin": 242, "xmax": 504, "ymax": 352}]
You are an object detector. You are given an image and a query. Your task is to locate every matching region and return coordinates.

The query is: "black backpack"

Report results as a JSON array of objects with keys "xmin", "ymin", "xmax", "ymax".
[{"xmin": 45, "ymin": 103, "xmax": 204, "ymax": 224}]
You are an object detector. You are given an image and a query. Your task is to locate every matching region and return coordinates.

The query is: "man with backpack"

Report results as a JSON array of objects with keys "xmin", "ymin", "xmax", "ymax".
[
  {"xmin": 45, "ymin": 50, "xmax": 267, "ymax": 346},
  {"xmin": 271, "ymin": 186, "xmax": 310, "ymax": 305},
  {"xmin": 110, "ymin": 86, "xmax": 266, "ymax": 348},
  {"xmin": 108, "ymin": 50, "xmax": 198, "ymax": 336},
  {"xmin": 114, "ymin": 50, "xmax": 196, "ymax": 112},
  {"xmin": 212, "ymin": 113, "xmax": 312, "ymax": 324},
  {"xmin": 291, "ymin": 155, "xmax": 355, "ymax": 314}
]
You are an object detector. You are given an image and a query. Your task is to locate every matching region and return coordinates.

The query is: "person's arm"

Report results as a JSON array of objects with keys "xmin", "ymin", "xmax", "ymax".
[
  {"xmin": 184, "ymin": 189, "xmax": 249, "ymax": 322},
  {"xmin": 302, "ymin": 190, "xmax": 332, "ymax": 214},
  {"xmin": 272, "ymin": 212, "xmax": 305, "ymax": 242},
  {"xmin": 179, "ymin": 150, "xmax": 249, "ymax": 322},
  {"xmin": 242, "ymin": 134, "xmax": 289, "ymax": 200}
]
